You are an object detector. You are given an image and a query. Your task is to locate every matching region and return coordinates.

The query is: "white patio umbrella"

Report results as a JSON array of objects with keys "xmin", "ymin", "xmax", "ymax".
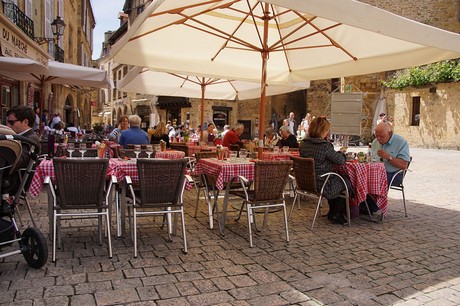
[
  {"xmin": 0, "ymin": 57, "xmax": 111, "ymax": 126},
  {"xmin": 110, "ymin": 0, "xmax": 460, "ymax": 157},
  {"xmin": 118, "ymin": 66, "xmax": 309, "ymax": 132}
]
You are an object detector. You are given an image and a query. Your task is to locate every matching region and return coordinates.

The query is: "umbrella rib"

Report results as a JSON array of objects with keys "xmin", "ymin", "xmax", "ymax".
[{"xmin": 295, "ymin": 12, "xmax": 357, "ymax": 61}]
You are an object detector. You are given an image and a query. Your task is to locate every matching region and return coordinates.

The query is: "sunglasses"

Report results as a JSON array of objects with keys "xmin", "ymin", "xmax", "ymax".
[{"xmin": 7, "ymin": 119, "xmax": 20, "ymax": 125}]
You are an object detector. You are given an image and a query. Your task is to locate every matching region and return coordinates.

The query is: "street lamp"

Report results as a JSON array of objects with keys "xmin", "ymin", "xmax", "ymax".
[{"xmin": 34, "ymin": 16, "xmax": 66, "ymax": 45}]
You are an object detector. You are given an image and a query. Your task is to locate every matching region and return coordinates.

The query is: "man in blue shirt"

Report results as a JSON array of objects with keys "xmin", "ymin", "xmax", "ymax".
[
  {"xmin": 119, "ymin": 115, "xmax": 149, "ymax": 149},
  {"xmin": 363, "ymin": 122, "xmax": 410, "ymax": 213},
  {"xmin": 372, "ymin": 122, "xmax": 410, "ymax": 185}
]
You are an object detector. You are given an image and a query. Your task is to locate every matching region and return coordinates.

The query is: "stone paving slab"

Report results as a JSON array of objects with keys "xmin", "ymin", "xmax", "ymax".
[{"xmin": 1, "ymin": 148, "xmax": 460, "ymax": 305}]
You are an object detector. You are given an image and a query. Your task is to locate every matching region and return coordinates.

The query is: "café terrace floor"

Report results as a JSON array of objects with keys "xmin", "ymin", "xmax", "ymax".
[{"xmin": 1, "ymin": 147, "xmax": 460, "ymax": 306}]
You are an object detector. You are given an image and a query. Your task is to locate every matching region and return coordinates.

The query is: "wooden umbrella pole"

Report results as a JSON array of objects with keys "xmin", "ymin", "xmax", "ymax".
[
  {"xmin": 200, "ymin": 78, "xmax": 205, "ymax": 143},
  {"xmin": 258, "ymin": 3, "xmax": 270, "ymax": 160}
]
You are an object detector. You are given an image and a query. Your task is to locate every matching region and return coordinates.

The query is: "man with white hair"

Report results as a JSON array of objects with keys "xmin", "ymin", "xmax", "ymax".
[
  {"xmin": 287, "ymin": 112, "xmax": 298, "ymax": 135},
  {"xmin": 119, "ymin": 115, "xmax": 149, "ymax": 149}
]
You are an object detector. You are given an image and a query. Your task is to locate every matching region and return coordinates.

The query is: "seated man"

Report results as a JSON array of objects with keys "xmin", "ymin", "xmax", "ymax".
[
  {"xmin": 362, "ymin": 122, "xmax": 410, "ymax": 213},
  {"xmin": 278, "ymin": 125, "xmax": 299, "ymax": 148},
  {"xmin": 119, "ymin": 115, "xmax": 149, "ymax": 149},
  {"xmin": 222, "ymin": 123, "xmax": 245, "ymax": 148},
  {"xmin": 5, "ymin": 105, "xmax": 40, "ymax": 195}
]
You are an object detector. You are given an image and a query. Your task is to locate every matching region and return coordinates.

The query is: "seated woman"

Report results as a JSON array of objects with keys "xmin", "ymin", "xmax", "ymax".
[
  {"xmin": 299, "ymin": 116, "xmax": 351, "ymax": 224},
  {"xmin": 264, "ymin": 127, "xmax": 280, "ymax": 148},
  {"xmin": 150, "ymin": 121, "xmax": 170, "ymax": 148},
  {"xmin": 278, "ymin": 126, "xmax": 299, "ymax": 148},
  {"xmin": 108, "ymin": 115, "xmax": 129, "ymax": 143},
  {"xmin": 200, "ymin": 122, "xmax": 216, "ymax": 145}
]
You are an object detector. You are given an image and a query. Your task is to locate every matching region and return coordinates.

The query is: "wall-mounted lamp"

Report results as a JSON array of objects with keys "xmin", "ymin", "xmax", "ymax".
[{"xmin": 34, "ymin": 16, "xmax": 66, "ymax": 45}]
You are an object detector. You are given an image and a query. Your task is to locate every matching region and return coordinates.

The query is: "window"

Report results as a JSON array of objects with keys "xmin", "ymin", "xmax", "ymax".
[{"xmin": 411, "ymin": 96, "xmax": 420, "ymax": 126}]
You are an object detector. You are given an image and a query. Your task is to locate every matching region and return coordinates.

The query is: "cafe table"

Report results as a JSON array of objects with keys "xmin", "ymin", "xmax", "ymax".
[
  {"xmin": 334, "ymin": 161, "xmax": 389, "ymax": 215},
  {"xmin": 195, "ymin": 157, "xmax": 255, "ymax": 235}
]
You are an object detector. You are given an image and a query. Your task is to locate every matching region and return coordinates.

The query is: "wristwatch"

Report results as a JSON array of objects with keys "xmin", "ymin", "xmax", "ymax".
[{"xmin": 388, "ymin": 156, "xmax": 393, "ymax": 161}]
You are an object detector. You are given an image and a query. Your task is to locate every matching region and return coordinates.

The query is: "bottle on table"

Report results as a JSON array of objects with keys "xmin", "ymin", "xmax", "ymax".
[{"xmin": 366, "ymin": 143, "xmax": 373, "ymax": 162}]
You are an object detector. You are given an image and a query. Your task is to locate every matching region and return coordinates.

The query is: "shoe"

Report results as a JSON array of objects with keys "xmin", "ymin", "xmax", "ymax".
[{"xmin": 330, "ymin": 213, "xmax": 347, "ymax": 225}]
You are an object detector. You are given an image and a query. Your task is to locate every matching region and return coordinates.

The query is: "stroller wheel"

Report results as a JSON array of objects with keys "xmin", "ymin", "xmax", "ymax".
[{"xmin": 22, "ymin": 228, "xmax": 48, "ymax": 269}]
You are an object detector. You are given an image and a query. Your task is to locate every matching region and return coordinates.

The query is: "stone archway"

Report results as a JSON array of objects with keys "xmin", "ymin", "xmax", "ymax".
[{"xmin": 64, "ymin": 94, "xmax": 74, "ymax": 127}]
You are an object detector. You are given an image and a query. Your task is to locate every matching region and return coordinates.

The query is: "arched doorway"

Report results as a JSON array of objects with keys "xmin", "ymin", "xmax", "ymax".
[{"xmin": 64, "ymin": 94, "xmax": 74, "ymax": 127}]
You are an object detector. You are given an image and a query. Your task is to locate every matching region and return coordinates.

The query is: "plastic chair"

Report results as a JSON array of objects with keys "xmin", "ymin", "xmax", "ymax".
[
  {"xmin": 45, "ymin": 158, "xmax": 116, "ymax": 262},
  {"xmin": 289, "ymin": 156, "xmax": 350, "ymax": 230},
  {"xmin": 229, "ymin": 160, "xmax": 292, "ymax": 247},
  {"xmin": 124, "ymin": 159, "xmax": 192, "ymax": 257}
]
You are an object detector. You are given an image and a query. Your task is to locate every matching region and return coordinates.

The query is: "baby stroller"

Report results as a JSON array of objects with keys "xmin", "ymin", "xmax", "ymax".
[{"xmin": 0, "ymin": 133, "xmax": 48, "ymax": 269}]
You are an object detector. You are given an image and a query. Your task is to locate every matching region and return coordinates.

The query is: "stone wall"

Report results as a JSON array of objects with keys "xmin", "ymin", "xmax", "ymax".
[{"xmin": 386, "ymin": 82, "xmax": 460, "ymax": 149}]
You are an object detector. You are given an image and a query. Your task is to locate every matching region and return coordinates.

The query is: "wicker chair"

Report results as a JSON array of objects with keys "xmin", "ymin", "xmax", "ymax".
[
  {"xmin": 119, "ymin": 149, "xmax": 154, "ymax": 159},
  {"xmin": 170, "ymin": 143, "xmax": 189, "ymax": 157},
  {"xmin": 289, "ymin": 156, "xmax": 350, "ymax": 230},
  {"xmin": 124, "ymin": 158, "xmax": 191, "ymax": 257},
  {"xmin": 192, "ymin": 151, "xmax": 218, "ymax": 229},
  {"xmin": 44, "ymin": 158, "xmax": 116, "ymax": 262},
  {"xmin": 229, "ymin": 160, "xmax": 292, "ymax": 247}
]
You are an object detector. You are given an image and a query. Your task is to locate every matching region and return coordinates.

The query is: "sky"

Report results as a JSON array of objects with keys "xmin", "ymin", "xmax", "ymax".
[{"xmin": 91, "ymin": 0, "xmax": 125, "ymax": 59}]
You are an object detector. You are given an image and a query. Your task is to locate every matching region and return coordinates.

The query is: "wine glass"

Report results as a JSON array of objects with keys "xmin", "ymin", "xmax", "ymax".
[
  {"xmin": 145, "ymin": 145, "xmax": 153, "ymax": 158},
  {"xmin": 133, "ymin": 145, "xmax": 142, "ymax": 159},
  {"xmin": 79, "ymin": 147, "xmax": 87, "ymax": 158},
  {"xmin": 67, "ymin": 143, "xmax": 75, "ymax": 158}
]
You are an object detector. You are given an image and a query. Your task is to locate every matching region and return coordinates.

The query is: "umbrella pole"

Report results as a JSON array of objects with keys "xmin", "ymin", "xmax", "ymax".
[
  {"xmin": 39, "ymin": 82, "xmax": 45, "ymax": 133},
  {"xmin": 200, "ymin": 79, "xmax": 205, "ymax": 143},
  {"xmin": 258, "ymin": 3, "xmax": 270, "ymax": 160}
]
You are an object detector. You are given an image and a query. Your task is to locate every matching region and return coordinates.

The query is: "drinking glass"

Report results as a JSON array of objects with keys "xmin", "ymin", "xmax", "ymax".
[
  {"xmin": 79, "ymin": 147, "xmax": 87, "ymax": 158},
  {"xmin": 282, "ymin": 146, "xmax": 289, "ymax": 153},
  {"xmin": 67, "ymin": 143, "xmax": 75, "ymax": 158},
  {"xmin": 239, "ymin": 149, "xmax": 247, "ymax": 159},
  {"xmin": 133, "ymin": 145, "xmax": 142, "ymax": 159},
  {"xmin": 229, "ymin": 151, "xmax": 238, "ymax": 162},
  {"xmin": 145, "ymin": 145, "xmax": 153, "ymax": 158},
  {"xmin": 273, "ymin": 146, "xmax": 279, "ymax": 154}
]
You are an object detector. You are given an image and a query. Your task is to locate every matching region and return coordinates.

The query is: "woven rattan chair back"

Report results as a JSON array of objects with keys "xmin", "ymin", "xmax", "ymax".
[
  {"xmin": 136, "ymin": 158, "xmax": 187, "ymax": 207},
  {"xmin": 290, "ymin": 156, "xmax": 318, "ymax": 195},
  {"xmin": 53, "ymin": 158, "xmax": 109, "ymax": 209},
  {"xmin": 170, "ymin": 143, "xmax": 189, "ymax": 156},
  {"xmin": 253, "ymin": 160, "xmax": 293, "ymax": 202},
  {"xmin": 195, "ymin": 151, "xmax": 217, "ymax": 160},
  {"xmin": 119, "ymin": 149, "xmax": 152, "ymax": 159}
]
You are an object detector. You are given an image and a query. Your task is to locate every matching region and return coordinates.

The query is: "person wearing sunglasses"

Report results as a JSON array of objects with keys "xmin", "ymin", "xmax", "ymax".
[{"xmin": 6, "ymin": 105, "xmax": 40, "ymax": 170}]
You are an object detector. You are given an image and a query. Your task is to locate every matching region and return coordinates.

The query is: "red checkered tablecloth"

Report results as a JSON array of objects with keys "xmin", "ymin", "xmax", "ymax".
[
  {"xmin": 335, "ymin": 161, "xmax": 389, "ymax": 215},
  {"xmin": 156, "ymin": 150, "xmax": 186, "ymax": 159},
  {"xmin": 195, "ymin": 158, "xmax": 255, "ymax": 190},
  {"xmin": 262, "ymin": 151, "xmax": 299, "ymax": 161}
]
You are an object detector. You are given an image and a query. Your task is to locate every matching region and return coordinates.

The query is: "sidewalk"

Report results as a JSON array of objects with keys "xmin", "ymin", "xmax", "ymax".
[{"xmin": 1, "ymin": 148, "xmax": 460, "ymax": 305}]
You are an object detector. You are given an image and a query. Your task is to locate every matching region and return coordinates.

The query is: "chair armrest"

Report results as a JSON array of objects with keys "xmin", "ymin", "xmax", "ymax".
[
  {"xmin": 320, "ymin": 172, "xmax": 349, "ymax": 197},
  {"xmin": 124, "ymin": 176, "xmax": 136, "ymax": 202},
  {"xmin": 185, "ymin": 174, "xmax": 194, "ymax": 184},
  {"xmin": 288, "ymin": 174, "xmax": 296, "ymax": 181},
  {"xmin": 237, "ymin": 175, "xmax": 249, "ymax": 186},
  {"xmin": 44, "ymin": 176, "xmax": 51, "ymax": 185},
  {"xmin": 44, "ymin": 175, "xmax": 56, "ymax": 206}
]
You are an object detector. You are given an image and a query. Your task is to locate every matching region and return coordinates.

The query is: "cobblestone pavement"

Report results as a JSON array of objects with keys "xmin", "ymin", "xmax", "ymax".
[{"xmin": 1, "ymin": 148, "xmax": 460, "ymax": 305}]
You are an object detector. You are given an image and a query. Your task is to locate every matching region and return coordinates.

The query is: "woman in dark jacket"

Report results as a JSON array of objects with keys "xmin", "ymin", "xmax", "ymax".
[{"xmin": 299, "ymin": 116, "xmax": 351, "ymax": 224}]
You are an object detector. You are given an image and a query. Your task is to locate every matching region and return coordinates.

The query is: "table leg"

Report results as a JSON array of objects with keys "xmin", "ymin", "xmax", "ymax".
[{"xmin": 219, "ymin": 180, "xmax": 233, "ymax": 236}]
